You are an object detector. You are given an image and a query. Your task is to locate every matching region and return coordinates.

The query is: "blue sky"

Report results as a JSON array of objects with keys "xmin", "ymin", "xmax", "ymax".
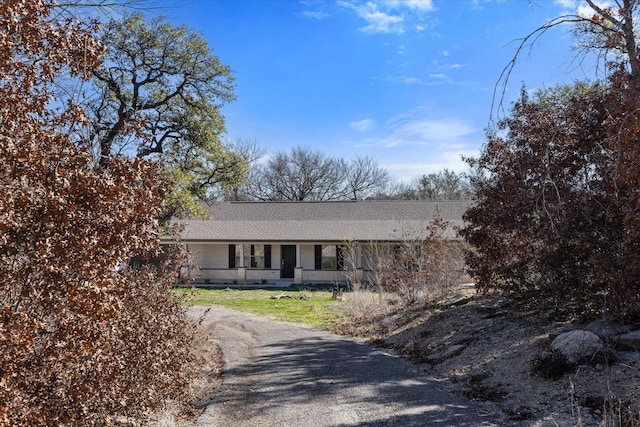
[{"xmin": 165, "ymin": 0, "xmax": 599, "ymax": 182}]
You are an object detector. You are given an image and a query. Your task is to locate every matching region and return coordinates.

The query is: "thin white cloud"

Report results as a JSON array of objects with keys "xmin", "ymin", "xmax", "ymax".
[
  {"xmin": 386, "ymin": 75, "xmax": 448, "ymax": 85},
  {"xmin": 352, "ymin": 115, "xmax": 477, "ymax": 149},
  {"xmin": 383, "ymin": 118, "xmax": 475, "ymax": 147},
  {"xmin": 383, "ymin": 149, "xmax": 477, "ymax": 181},
  {"xmin": 554, "ymin": 0, "xmax": 577, "ymax": 8},
  {"xmin": 339, "ymin": 0, "xmax": 435, "ymax": 35},
  {"xmin": 350, "ymin": 118, "xmax": 377, "ymax": 132},
  {"xmin": 404, "ymin": 0, "xmax": 435, "ymax": 11},
  {"xmin": 386, "ymin": 158, "xmax": 465, "ymax": 177},
  {"xmin": 299, "ymin": 10, "xmax": 329, "ymax": 19},
  {"xmin": 358, "ymin": 3, "xmax": 405, "ymax": 34},
  {"xmin": 389, "ymin": 76, "xmax": 423, "ymax": 84},
  {"xmin": 385, "ymin": 0, "xmax": 434, "ymax": 11},
  {"xmin": 350, "ymin": 131, "xmax": 479, "ymax": 180}
]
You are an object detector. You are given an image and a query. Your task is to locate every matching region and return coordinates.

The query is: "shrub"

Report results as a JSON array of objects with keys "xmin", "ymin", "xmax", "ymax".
[
  {"xmin": 343, "ymin": 216, "xmax": 464, "ymax": 307},
  {"xmin": 0, "ymin": 3, "xmax": 198, "ymax": 424},
  {"xmin": 530, "ymin": 349, "xmax": 574, "ymax": 380},
  {"xmin": 461, "ymin": 83, "xmax": 640, "ymax": 319}
]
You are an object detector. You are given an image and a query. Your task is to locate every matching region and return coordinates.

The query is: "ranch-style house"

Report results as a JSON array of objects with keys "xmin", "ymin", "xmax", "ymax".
[{"xmin": 163, "ymin": 200, "xmax": 470, "ymax": 285}]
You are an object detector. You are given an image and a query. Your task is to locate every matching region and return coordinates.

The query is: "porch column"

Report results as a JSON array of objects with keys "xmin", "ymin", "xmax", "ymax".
[
  {"xmin": 237, "ymin": 244, "xmax": 246, "ymax": 283},
  {"xmin": 237, "ymin": 266, "xmax": 246, "ymax": 283},
  {"xmin": 294, "ymin": 244, "xmax": 303, "ymax": 284},
  {"xmin": 239, "ymin": 244, "xmax": 245, "ymax": 267}
]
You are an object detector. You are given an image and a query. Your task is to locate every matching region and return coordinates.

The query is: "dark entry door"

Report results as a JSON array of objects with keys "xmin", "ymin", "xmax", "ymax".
[{"xmin": 281, "ymin": 245, "xmax": 296, "ymax": 279}]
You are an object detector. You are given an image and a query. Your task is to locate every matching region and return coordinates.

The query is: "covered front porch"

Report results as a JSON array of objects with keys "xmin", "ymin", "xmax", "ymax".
[{"xmin": 175, "ymin": 241, "xmax": 372, "ymax": 286}]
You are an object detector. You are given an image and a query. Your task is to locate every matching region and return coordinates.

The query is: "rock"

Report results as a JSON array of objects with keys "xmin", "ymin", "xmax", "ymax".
[
  {"xmin": 616, "ymin": 330, "xmax": 640, "ymax": 350},
  {"xmin": 425, "ymin": 344, "xmax": 466, "ymax": 363},
  {"xmin": 584, "ymin": 320, "xmax": 629, "ymax": 339},
  {"xmin": 440, "ymin": 344, "xmax": 466, "ymax": 359},
  {"xmin": 551, "ymin": 330, "xmax": 602, "ymax": 364},
  {"xmin": 436, "ymin": 294, "xmax": 473, "ymax": 308}
]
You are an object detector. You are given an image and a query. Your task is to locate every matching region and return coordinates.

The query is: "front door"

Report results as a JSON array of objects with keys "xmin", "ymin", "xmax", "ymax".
[{"xmin": 281, "ymin": 245, "xmax": 296, "ymax": 279}]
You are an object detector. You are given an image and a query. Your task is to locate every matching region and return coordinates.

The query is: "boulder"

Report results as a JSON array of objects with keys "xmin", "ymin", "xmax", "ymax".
[
  {"xmin": 551, "ymin": 330, "xmax": 602, "ymax": 364},
  {"xmin": 584, "ymin": 320, "xmax": 629, "ymax": 339}
]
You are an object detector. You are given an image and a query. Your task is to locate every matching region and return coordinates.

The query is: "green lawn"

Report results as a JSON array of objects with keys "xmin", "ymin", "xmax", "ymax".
[{"xmin": 175, "ymin": 287, "xmax": 347, "ymax": 329}]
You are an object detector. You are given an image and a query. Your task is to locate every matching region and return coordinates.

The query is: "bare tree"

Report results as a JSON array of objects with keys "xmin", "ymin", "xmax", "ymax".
[
  {"xmin": 241, "ymin": 147, "xmax": 389, "ymax": 201},
  {"xmin": 342, "ymin": 218, "xmax": 463, "ymax": 307},
  {"xmin": 494, "ymin": 0, "xmax": 640, "ymax": 118},
  {"xmin": 345, "ymin": 156, "xmax": 390, "ymax": 200},
  {"xmin": 226, "ymin": 137, "xmax": 266, "ymax": 200},
  {"xmin": 400, "ymin": 169, "xmax": 472, "ymax": 200}
]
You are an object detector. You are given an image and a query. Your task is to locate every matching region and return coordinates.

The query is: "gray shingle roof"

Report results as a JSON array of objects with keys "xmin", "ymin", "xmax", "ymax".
[{"xmin": 173, "ymin": 200, "xmax": 471, "ymax": 242}]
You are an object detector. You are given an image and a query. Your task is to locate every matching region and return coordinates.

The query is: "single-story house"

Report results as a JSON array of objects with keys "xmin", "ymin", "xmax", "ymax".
[{"xmin": 163, "ymin": 200, "xmax": 471, "ymax": 285}]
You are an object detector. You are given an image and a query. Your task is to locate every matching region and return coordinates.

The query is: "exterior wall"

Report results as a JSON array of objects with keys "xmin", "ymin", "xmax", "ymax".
[
  {"xmin": 199, "ymin": 269, "xmax": 237, "ymax": 281},
  {"xmin": 246, "ymin": 269, "xmax": 281, "ymax": 281},
  {"xmin": 299, "ymin": 245, "xmax": 315, "ymax": 269},
  {"xmin": 171, "ymin": 241, "xmax": 425, "ymax": 285},
  {"xmin": 189, "ymin": 243, "xmax": 229, "ymax": 269},
  {"xmin": 185, "ymin": 242, "xmax": 283, "ymax": 283}
]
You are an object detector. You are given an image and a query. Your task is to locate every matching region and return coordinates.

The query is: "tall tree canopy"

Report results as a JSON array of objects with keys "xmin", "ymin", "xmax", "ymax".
[{"xmin": 82, "ymin": 13, "xmax": 246, "ymax": 217}]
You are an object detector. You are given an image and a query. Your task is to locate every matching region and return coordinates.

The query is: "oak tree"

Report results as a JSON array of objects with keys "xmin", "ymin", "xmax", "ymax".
[{"xmin": 82, "ymin": 13, "xmax": 246, "ymax": 217}]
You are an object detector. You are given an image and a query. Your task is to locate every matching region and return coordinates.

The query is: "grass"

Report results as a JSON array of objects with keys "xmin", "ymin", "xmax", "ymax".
[{"xmin": 174, "ymin": 287, "xmax": 347, "ymax": 329}]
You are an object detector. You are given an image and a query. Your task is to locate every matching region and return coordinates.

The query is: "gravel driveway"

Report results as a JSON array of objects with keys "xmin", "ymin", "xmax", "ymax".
[{"xmin": 188, "ymin": 306, "xmax": 518, "ymax": 427}]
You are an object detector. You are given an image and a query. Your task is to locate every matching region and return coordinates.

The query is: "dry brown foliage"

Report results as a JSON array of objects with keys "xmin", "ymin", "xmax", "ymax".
[
  {"xmin": 462, "ymin": 77, "xmax": 640, "ymax": 319},
  {"xmin": 0, "ymin": 2, "xmax": 199, "ymax": 425}
]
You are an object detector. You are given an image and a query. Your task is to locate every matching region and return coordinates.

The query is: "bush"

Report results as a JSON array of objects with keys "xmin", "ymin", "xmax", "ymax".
[
  {"xmin": 0, "ymin": 3, "xmax": 198, "ymax": 424},
  {"xmin": 530, "ymin": 349, "xmax": 574, "ymax": 380},
  {"xmin": 461, "ymin": 83, "xmax": 640, "ymax": 319},
  {"xmin": 343, "ymin": 216, "xmax": 464, "ymax": 307}
]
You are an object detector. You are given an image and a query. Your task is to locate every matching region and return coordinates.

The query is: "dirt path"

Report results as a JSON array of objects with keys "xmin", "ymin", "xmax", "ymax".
[{"xmin": 187, "ymin": 306, "xmax": 519, "ymax": 427}]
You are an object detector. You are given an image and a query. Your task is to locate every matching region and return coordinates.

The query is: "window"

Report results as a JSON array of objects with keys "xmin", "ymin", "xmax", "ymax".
[
  {"xmin": 235, "ymin": 244, "xmax": 242, "ymax": 268},
  {"xmin": 315, "ymin": 245, "xmax": 344, "ymax": 270},
  {"xmin": 246, "ymin": 244, "xmax": 264, "ymax": 268},
  {"xmin": 242, "ymin": 244, "xmax": 271, "ymax": 269},
  {"xmin": 229, "ymin": 244, "xmax": 236, "ymax": 269},
  {"xmin": 322, "ymin": 245, "xmax": 336, "ymax": 269},
  {"xmin": 229, "ymin": 244, "xmax": 271, "ymax": 269}
]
